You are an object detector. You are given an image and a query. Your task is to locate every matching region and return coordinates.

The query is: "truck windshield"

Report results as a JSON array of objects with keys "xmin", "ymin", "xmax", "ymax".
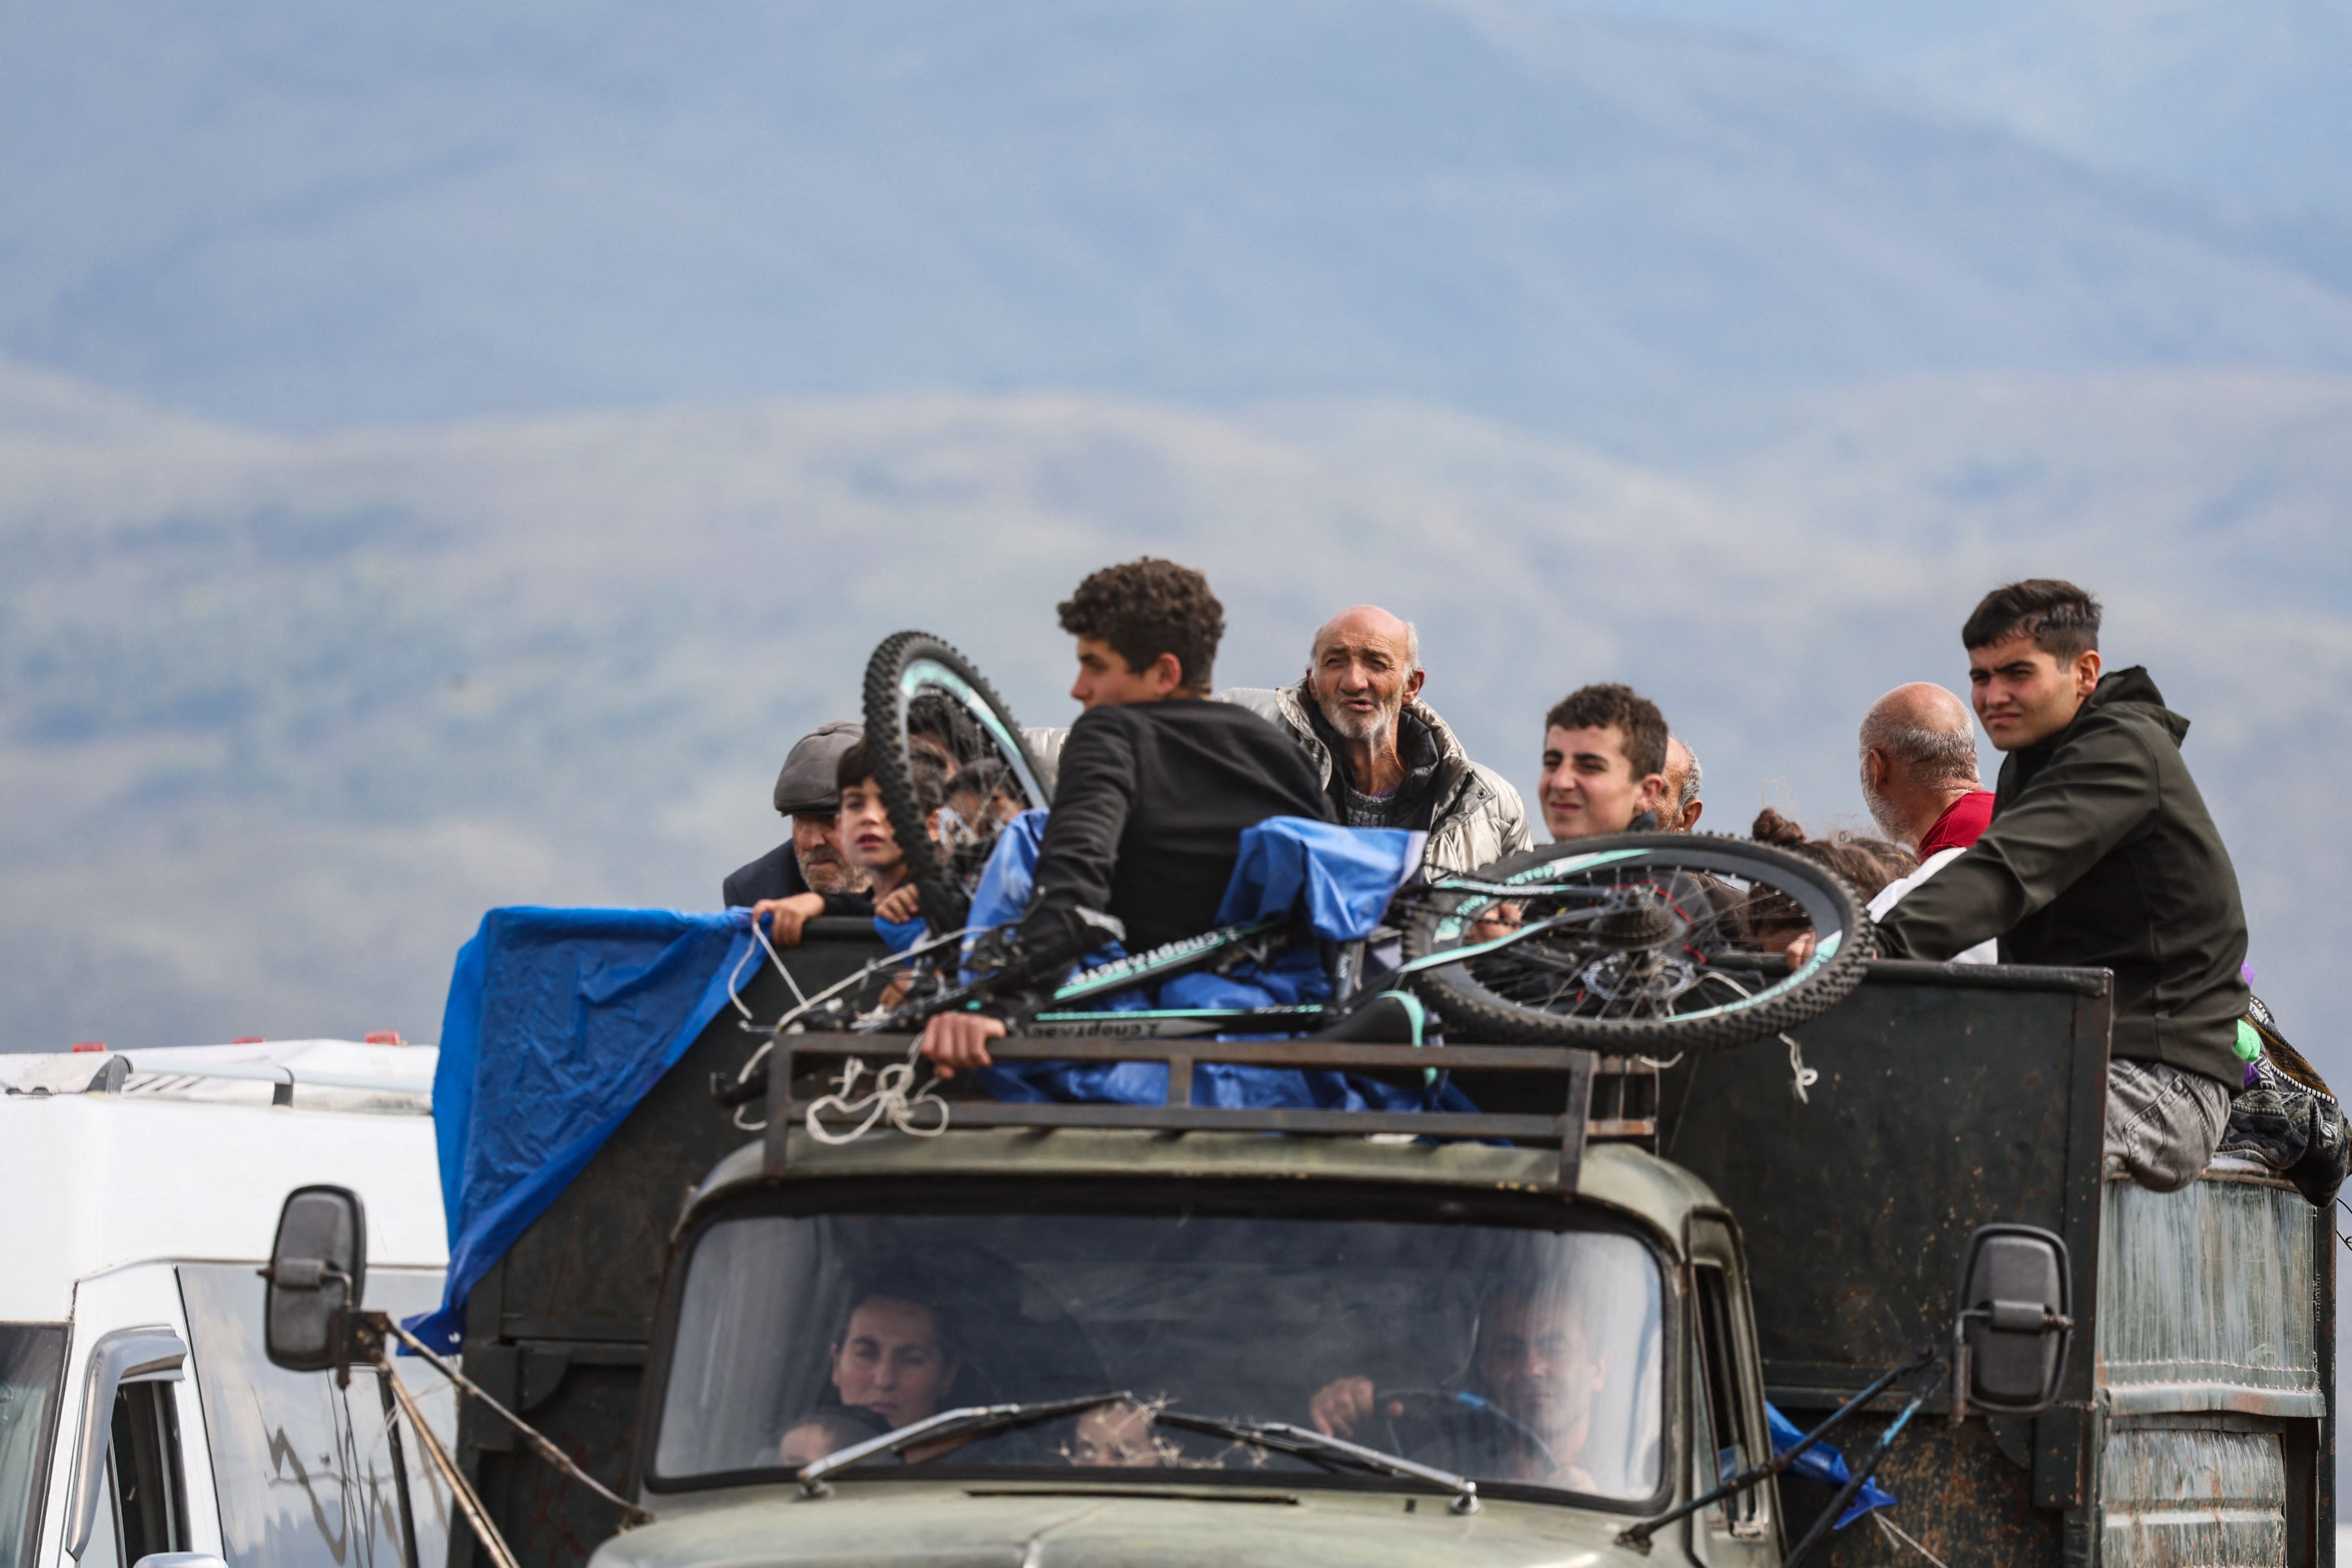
[
  {"xmin": 651, "ymin": 1198, "xmax": 1664, "ymax": 1505},
  {"xmin": 0, "ymin": 1323, "xmax": 67, "ymax": 1568}
]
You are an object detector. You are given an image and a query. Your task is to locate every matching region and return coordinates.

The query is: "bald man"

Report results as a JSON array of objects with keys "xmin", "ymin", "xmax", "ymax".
[
  {"xmin": 1859, "ymin": 684, "xmax": 1993, "ymax": 857},
  {"xmin": 1218, "ymin": 606, "xmax": 1530, "ymax": 875},
  {"xmin": 1858, "ymin": 683, "xmax": 1996, "ymax": 962}
]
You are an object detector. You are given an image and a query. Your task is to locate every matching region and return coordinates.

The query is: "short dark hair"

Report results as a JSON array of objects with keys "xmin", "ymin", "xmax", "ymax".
[
  {"xmin": 1057, "ymin": 559, "xmax": 1224, "ymax": 695},
  {"xmin": 1544, "ymin": 684, "xmax": 1669, "ymax": 779},
  {"xmin": 1961, "ymin": 580, "xmax": 2102, "ymax": 659},
  {"xmin": 836, "ymin": 737, "xmax": 947, "ymax": 814}
]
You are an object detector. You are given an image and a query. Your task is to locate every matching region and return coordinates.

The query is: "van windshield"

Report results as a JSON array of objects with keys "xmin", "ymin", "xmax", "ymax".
[
  {"xmin": 0, "ymin": 1324, "xmax": 67, "ymax": 1568},
  {"xmin": 651, "ymin": 1200, "xmax": 1664, "ymax": 1505}
]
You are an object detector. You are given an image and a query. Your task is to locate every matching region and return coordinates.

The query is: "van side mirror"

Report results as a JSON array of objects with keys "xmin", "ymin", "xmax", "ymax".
[
  {"xmin": 260, "ymin": 1185, "xmax": 368, "ymax": 1371},
  {"xmin": 1951, "ymin": 1223, "xmax": 2071, "ymax": 1417}
]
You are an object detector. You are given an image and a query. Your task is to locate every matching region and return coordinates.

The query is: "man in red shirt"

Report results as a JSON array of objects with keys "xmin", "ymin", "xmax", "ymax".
[
  {"xmin": 1859, "ymin": 682, "xmax": 1992, "ymax": 856},
  {"xmin": 1857, "ymin": 682, "xmax": 1997, "ymax": 961}
]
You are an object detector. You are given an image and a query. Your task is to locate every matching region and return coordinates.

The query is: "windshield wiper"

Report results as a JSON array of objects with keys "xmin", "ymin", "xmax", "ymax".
[
  {"xmin": 797, "ymin": 1391, "xmax": 1134, "ymax": 1496},
  {"xmin": 1151, "ymin": 1412, "xmax": 1480, "ymax": 1515}
]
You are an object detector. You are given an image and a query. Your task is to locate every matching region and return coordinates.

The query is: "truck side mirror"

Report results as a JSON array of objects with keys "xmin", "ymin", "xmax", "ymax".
[
  {"xmin": 260, "ymin": 1185, "xmax": 368, "ymax": 1371},
  {"xmin": 1952, "ymin": 1223, "xmax": 2071, "ymax": 1417}
]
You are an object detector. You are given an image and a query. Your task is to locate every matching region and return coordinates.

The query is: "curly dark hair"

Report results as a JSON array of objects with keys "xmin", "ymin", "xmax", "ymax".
[
  {"xmin": 1543, "ymin": 683, "xmax": 1669, "ymax": 779},
  {"xmin": 1961, "ymin": 579, "xmax": 2101, "ymax": 659},
  {"xmin": 1057, "ymin": 559, "xmax": 1225, "ymax": 695}
]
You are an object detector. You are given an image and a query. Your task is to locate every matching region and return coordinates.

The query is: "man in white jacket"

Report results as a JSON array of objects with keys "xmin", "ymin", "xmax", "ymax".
[
  {"xmin": 1858, "ymin": 682, "xmax": 1998, "ymax": 963},
  {"xmin": 1216, "ymin": 605, "xmax": 1530, "ymax": 876}
]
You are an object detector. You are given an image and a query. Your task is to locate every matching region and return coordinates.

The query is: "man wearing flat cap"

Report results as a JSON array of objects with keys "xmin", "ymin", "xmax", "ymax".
[{"xmin": 722, "ymin": 722, "xmax": 872, "ymax": 910}]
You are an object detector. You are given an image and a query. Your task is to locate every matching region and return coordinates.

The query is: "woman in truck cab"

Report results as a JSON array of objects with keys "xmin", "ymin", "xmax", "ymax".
[
  {"xmin": 775, "ymin": 1287, "xmax": 967, "ymax": 1468},
  {"xmin": 1308, "ymin": 1279, "xmax": 1608, "ymax": 1493}
]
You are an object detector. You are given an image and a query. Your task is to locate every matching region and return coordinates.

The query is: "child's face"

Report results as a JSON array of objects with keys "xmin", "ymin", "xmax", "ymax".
[
  {"xmin": 839, "ymin": 779, "xmax": 904, "ymax": 875},
  {"xmin": 1070, "ymin": 1405, "xmax": 1161, "ymax": 1468},
  {"xmin": 779, "ymin": 1418, "xmax": 854, "ymax": 1468}
]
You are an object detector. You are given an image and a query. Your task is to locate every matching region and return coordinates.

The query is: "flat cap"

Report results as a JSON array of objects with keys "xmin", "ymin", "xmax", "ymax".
[{"xmin": 772, "ymin": 721, "xmax": 864, "ymax": 815}]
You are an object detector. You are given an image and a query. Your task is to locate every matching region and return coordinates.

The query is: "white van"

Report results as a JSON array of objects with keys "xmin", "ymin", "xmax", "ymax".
[{"xmin": 0, "ymin": 1042, "xmax": 452, "ymax": 1568}]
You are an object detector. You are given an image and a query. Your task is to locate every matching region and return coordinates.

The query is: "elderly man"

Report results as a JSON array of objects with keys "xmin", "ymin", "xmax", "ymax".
[
  {"xmin": 1857, "ymin": 684, "xmax": 1997, "ymax": 961},
  {"xmin": 1658, "ymin": 737, "xmax": 1704, "ymax": 832},
  {"xmin": 722, "ymin": 722, "xmax": 870, "ymax": 907},
  {"xmin": 1860, "ymin": 684, "xmax": 1993, "ymax": 857},
  {"xmin": 1217, "ymin": 605, "xmax": 1529, "ymax": 875}
]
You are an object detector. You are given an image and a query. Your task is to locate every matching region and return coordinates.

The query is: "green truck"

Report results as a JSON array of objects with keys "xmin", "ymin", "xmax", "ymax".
[{"xmin": 366, "ymin": 929, "xmax": 2328, "ymax": 1568}]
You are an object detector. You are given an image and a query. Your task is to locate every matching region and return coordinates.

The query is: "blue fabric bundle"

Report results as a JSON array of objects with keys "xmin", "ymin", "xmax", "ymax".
[
  {"xmin": 407, "ymin": 907, "xmax": 757, "ymax": 1351},
  {"xmin": 970, "ymin": 816, "xmax": 1468, "ymax": 1113}
]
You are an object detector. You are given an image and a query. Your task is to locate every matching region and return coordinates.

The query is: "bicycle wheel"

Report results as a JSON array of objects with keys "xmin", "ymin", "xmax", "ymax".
[
  {"xmin": 862, "ymin": 631, "xmax": 1055, "ymax": 930},
  {"xmin": 1399, "ymin": 833, "xmax": 1872, "ymax": 1050}
]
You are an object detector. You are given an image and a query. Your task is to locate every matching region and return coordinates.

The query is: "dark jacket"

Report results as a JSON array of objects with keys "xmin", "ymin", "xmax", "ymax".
[
  {"xmin": 1009, "ymin": 698, "xmax": 1332, "ymax": 969},
  {"xmin": 722, "ymin": 844, "xmax": 875, "ymax": 919},
  {"xmin": 1875, "ymin": 667, "xmax": 2249, "ymax": 1085},
  {"xmin": 722, "ymin": 842, "xmax": 808, "ymax": 907}
]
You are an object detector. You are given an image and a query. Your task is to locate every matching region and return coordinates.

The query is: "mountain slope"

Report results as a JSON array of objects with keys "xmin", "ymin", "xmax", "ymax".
[
  {"xmin": 4, "ymin": 363, "xmax": 2347, "ymax": 1091},
  {"xmin": 4, "ymin": 0, "xmax": 2352, "ymax": 440}
]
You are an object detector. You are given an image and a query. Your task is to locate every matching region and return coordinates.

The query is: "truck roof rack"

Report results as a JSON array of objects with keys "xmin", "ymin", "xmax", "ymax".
[{"xmin": 771, "ymin": 1034, "xmax": 1657, "ymax": 1191}]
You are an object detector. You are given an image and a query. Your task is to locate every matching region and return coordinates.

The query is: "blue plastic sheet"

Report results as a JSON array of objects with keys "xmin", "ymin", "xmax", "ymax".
[
  {"xmin": 968, "ymin": 815, "xmax": 1461, "ymax": 1112},
  {"xmin": 406, "ymin": 907, "xmax": 757, "ymax": 1351},
  {"xmin": 1766, "ymin": 1401, "xmax": 1898, "ymax": 1529},
  {"xmin": 1216, "ymin": 817, "xmax": 1421, "ymax": 941}
]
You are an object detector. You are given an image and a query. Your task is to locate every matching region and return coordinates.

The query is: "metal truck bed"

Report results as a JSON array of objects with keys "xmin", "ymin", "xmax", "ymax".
[{"xmin": 450, "ymin": 936, "xmax": 2333, "ymax": 1568}]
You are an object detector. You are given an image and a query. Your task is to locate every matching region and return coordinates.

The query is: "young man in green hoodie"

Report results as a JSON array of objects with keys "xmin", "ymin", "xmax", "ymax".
[
  {"xmin": 1863, "ymin": 585, "xmax": 2249, "ymax": 1189},
  {"xmin": 1870, "ymin": 580, "xmax": 2250, "ymax": 1190}
]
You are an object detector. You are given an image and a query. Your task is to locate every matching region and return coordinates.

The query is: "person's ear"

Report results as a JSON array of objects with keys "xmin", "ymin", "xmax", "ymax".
[
  {"xmin": 1683, "ymin": 799, "xmax": 1703, "ymax": 831},
  {"xmin": 2074, "ymin": 649, "xmax": 2102, "ymax": 697},
  {"xmin": 1864, "ymin": 748, "xmax": 1887, "ymax": 792},
  {"xmin": 1403, "ymin": 667, "xmax": 1426, "ymax": 703},
  {"xmin": 924, "ymin": 807, "xmax": 943, "ymax": 844},
  {"xmin": 940, "ymin": 1359, "xmax": 960, "ymax": 1395},
  {"xmin": 1149, "ymin": 651, "xmax": 1186, "ymax": 696}
]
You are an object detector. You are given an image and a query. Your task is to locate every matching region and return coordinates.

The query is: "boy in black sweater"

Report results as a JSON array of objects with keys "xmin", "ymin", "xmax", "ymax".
[{"xmin": 922, "ymin": 559, "xmax": 1331, "ymax": 1075}]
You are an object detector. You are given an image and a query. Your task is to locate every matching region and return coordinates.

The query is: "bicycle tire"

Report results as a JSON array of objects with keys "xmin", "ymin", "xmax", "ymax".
[
  {"xmin": 861, "ymin": 630, "xmax": 1054, "ymax": 931},
  {"xmin": 1401, "ymin": 833, "xmax": 1873, "ymax": 1050}
]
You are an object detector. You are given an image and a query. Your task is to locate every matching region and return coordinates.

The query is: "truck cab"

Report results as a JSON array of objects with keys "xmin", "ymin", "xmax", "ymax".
[{"xmin": 606, "ymin": 1111, "xmax": 1767, "ymax": 1568}]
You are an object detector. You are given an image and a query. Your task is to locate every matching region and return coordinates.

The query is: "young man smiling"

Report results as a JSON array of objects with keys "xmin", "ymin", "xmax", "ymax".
[
  {"xmin": 922, "ymin": 559, "xmax": 1330, "ymax": 1076},
  {"xmin": 1537, "ymin": 684, "xmax": 1672, "ymax": 841},
  {"xmin": 1873, "ymin": 580, "xmax": 2250, "ymax": 1191}
]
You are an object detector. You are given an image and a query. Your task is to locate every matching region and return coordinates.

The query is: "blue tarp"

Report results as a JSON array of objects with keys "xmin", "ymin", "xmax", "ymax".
[
  {"xmin": 407, "ymin": 907, "xmax": 757, "ymax": 1352},
  {"xmin": 1766, "ymin": 1401, "xmax": 1898, "ymax": 1529},
  {"xmin": 971, "ymin": 816, "xmax": 1462, "ymax": 1112},
  {"xmin": 410, "ymin": 819, "xmax": 1439, "ymax": 1346},
  {"xmin": 1215, "ymin": 817, "xmax": 1423, "ymax": 941}
]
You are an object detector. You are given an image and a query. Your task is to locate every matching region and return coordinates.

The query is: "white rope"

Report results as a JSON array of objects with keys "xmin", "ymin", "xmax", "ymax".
[
  {"xmin": 1693, "ymin": 966, "xmax": 1814, "ymax": 1103},
  {"xmin": 1782, "ymin": 1032, "xmax": 1819, "ymax": 1104},
  {"xmin": 1875, "ymin": 1512, "xmax": 1950, "ymax": 1567},
  {"xmin": 805, "ymin": 1039, "xmax": 950, "ymax": 1144}
]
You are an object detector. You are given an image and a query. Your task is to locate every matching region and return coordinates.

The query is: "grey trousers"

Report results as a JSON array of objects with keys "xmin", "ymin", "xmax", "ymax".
[{"xmin": 2106, "ymin": 1056, "xmax": 2234, "ymax": 1192}]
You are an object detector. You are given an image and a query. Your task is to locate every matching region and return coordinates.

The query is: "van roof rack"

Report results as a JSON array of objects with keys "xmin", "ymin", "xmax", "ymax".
[{"xmin": 769, "ymin": 1035, "xmax": 1656, "ymax": 1191}]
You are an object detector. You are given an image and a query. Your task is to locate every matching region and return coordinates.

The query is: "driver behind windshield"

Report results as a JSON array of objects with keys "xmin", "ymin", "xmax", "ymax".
[
  {"xmin": 922, "ymin": 558, "xmax": 1332, "ymax": 1076},
  {"xmin": 1308, "ymin": 1279, "xmax": 1610, "ymax": 1494},
  {"xmin": 827, "ymin": 1291, "xmax": 960, "ymax": 1433}
]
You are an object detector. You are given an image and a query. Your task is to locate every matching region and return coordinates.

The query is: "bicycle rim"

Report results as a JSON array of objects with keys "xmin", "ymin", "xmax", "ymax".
[
  {"xmin": 1400, "ymin": 833, "xmax": 1873, "ymax": 1049},
  {"xmin": 861, "ymin": 630, "xmax": 1054, "ymax": 930}
]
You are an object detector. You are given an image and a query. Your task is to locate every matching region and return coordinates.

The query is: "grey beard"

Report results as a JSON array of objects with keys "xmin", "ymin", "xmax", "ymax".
[
  {"xmin": 800, "ymin": 849, "xmax": 868, "ymax": 895},
  {"xmin": 1861, "ymin": 786, "xmax": 1907, "ymax": 844},
  {"xmin": 1316, "ymin": 690, "xmax": 1403, "ymax": 744}
]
